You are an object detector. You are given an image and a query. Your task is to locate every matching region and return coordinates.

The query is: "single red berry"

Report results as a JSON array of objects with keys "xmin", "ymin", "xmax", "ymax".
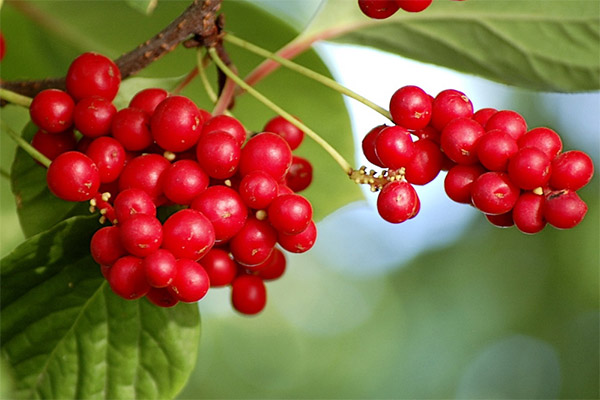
[
  {"xmin": 268, "ymin": 193, "xmax": 313, "ymax": 235},
  {"xmin": 111, "ymin": 107, "xmax": 153, "ymax": 151},
  {"xmin": 431, "ymin": 89, "xmax": 473, "ymax": 131},
  {"xmin": 31, "ymin": 129, "xmax": 77, "ymax": 161},
  {"xmin": 118, "ymin": 153, "xmax": 170, "ymax": 204},
  {"xmin": 485, "ymin": 110, "xmax": 527, "ymax": 141},
  {"xmin": 73, "ymin": 96, "xmax": 116, "ymax": 138},
  {"xmin": 29, "ymin": 89, "xmax": 75, "ymax": 133},
  {"xmin": 544, "ymin": 189, "xmax": 587, "ymax": 229},
  {"xmin": 507, "ymin": 147, "xmax": 552, "ymax": 190},
  {"xmin": 263, "ymin": 115, "xmax": 305, "ymax": 150},
  {"xmin": 151, "ymin": 95, "xmax": 203, "ymax": 152},
  {"xmin": 161, "ymin": 159, "xmax": 209, "ymax": 205},
  {"xmin": 108, "ymin": 256, "xmax": 150, "ymax": 300},
  {"xmin": 46, "ymin": 151, "xmax": 100, "ymax": 202},
  {"xmin": 472, "ymin": 108, "xmax": 498, "ymax": 127},
  {"xmin": 162, "ymin": 209, "xmax": 216, "ymax": 261},
  {"xmin": 195, "ymin": 131, "xmax": 241, "ymax": 179},
  {"xmin": 405, "ymin": 138, "xmax": 443, "ymax": 185},
  {"xmin": 389, "ymin": 85, "xmax": 432, "ymax": 130},
  {"xmin": 231, "ymin": 274, "xmax": 267, "ymax": 315},
  {"xmin": 119, "ymin": 213, "xmax": 163, "ymax": 258},
  {"xmin": 476, "ymin": 129, "xmax": 519, "ymax": 171},
  {"xmin": 254, "ymin": 248, "xmax": 286, "ymax": 281},
  {"xmin": 376, "ymin": 180, "xmax": 419, "ymax": 223},
  {"xmin": 230, "ymin": 218, "xmax": 277, "ymax": 266},
  {"xmin": 202, "ymin": 114, "xmax": 247, "ymax": 147},
  {"xmin": 169, "ymin": 258, "xmax": 210, "ymax": 303},
  {"xmin": 239, "ymin": 170, "xmax": 279, "ymax": 210},
  {"xmin": 362, "ymin": 125, "xmax": 387, "ymax": 168},
  {"xmin": 190, "ymin": 185, "xmax": 248, "ymax": 243},
  {"xmin": 277, "ymin": 220, "xmax": 317, "ymax": 253},
  {"xmin": 113, "ymin": 188, "xmax": 157, "ymax": 223},
  {"xmin": 485, "ymin": 211, "xmax": 514, "ymax": 228},
  {"xmin": 358, "ymin": 0, "xmax": 400, "ymax": 19},
  {"xmin": 129, "ymin": 88, "xmax": 168, "ymax": 116},
  {"xmin": 66, "ymin": 52, "xmax": 121, "ymax": 101},
  {"xmin": 471, "ymin": 171, "xmax": 520, "ymax": 215},
  {"xmin": 549, "ymin": 150, "xmax": 594, "ymax": 191},
  {"xmin": 285, "ymin": 155, "xmax": 313, "ymax": 192},
  {"xmin": 517, "ymin": 127, "xmax": 563, "ymax": 160},
  {"xmin": 440, "ymin": 117, "xmax": 485, "ymax": 165},
  {"xmin": 239, "ymin": 132, "xmax": 293, "ymax": 181},
  {"xmin": 85, "ymin": 136, "xmax": 126, "ymax": 183},
  {"xmin": 90, "ymin": 226, "xmax": 127, "ymax": 266},
  {"xmin": 143, "ymin": 249, "xmax": 177, "ymax": 288},
  {"xmin": 374, "ymin": 125, "xmax": 415, "ymax": 169},
  {"xmin": 199, "ymin": 248, "xmax": 238, "ymax": 287},
  {"xmin": 512, "ymin": 192, "xmax": 546, "ymax": 234},
  {"xmin": 145, "ymin": 287, "xmax": 179, "ymax": 308},
  {"xmin": 396, "ymin": 0, "xmax": 433, "ymax": 12},
  {"xmin": 444, "ymin": 164, "xmax": 486, "ymax": 204}
]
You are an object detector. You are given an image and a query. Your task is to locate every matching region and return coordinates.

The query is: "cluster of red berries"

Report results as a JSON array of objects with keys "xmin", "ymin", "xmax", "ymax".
[
  {"xmin": 361, "ymin": 85, "xmax": 594, "ymax": 234},
  {"xmin": 29, "ymin": 52, "xmax": 316, "ymax": 315},
  {"xmin": 358, "ymin": 0, "xmax": 465, "ymax": 19}
]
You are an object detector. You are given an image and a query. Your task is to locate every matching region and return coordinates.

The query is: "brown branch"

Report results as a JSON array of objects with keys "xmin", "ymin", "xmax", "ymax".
[{"xmin": 0, "ymin": 0, "xmax": 223, "ymax": 98}]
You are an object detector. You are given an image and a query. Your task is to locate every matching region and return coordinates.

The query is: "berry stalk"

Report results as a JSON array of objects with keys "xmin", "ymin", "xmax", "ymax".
[
  {"xmin": 0, "ymin": 88, "xmax": 33, "ymax": 108},
  {"xmin": 224, "ymin": 33, "xmax": 392, "ymax": 121},
  {"xmin": 207, "ymin": 46, "xmax": 353, "ymax": 174},
  {"xmin": 0, "ymin": 120, "xmax": 51, "ymax": 168}
]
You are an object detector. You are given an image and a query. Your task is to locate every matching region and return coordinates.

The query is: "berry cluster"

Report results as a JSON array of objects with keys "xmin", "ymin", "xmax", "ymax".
[
  {"xmin": 360, "ymin": 85, "xmax": 594, "ymax": 233},
  {"xmin": 30, "ymin": 52, "xmax": 316, "ymax": 315},
  {"xmin": 358, "ymin": 0, "xmax": 465, "ymax": 19}
]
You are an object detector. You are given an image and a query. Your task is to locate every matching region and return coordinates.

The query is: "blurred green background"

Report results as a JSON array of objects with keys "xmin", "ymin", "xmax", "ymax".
[{"xmin": 1, "ymin": 1, "xmax": 598, "ymax": 398}]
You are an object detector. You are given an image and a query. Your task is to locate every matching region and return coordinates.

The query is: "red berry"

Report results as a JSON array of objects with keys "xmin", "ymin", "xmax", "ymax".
[
  {"xmin": 544, "ymin": 189, "xmax": 587, "ymax": 229},
  {"xmin": 440, "ymin": 117, "xmax": 485, "ymax": 165},
  {"xmin": 31, "ymin": 129, "xmax": 77, "ymax": 161},
  {"xmin": 471, "ymin": 171, "xmax": 520, "ymax": 215},
  {"xmin": 109, "ymin": 256, "xmax": 150, "ymax": 300},
  {"xmin": 476, "ymin": 129, "xmax": 519, "ymax": 171},
  {"xmin": 239, "ymin": 132, "xmax": 293, "ymax": 181},
  {"xmin": 431, "ymin": 89, "xmax": 473, "ymax": 131},
  {"xmin": 549, "ymin": 150, "xmax": 594, "ymax": 191},
  {"xmin": 517, "ymin": 127, "xmax": 563, "ymax": 160},
  {"xmin": 263, "ymin": 115, "xmax": 305, "ymax": 150},
  {"xmin": 118, "ymin": 154, "xmax": 170, "ymax": 204},
  {"xmin": 113, "ymin": 188, "xmax": 157, "ymax": 223},
  {"xmin": 161, "ymin": 160, "xmax": 209, "ymax": 205},
  {"xmin": 389, "ymin": 85, "xmax": 432, "ymax": 130},
  {"xmin": 374, "ymin": 125, "xmax": 415, "ymax": 169},
  {"xmin": 255, "ymin": 248, "xmax": 286, "ymax": 281},
  {"xmin": 90, "ymin": 226, "xmax": 127, "ymax": 266},
  {"xmin": 376, "ymin": 180, "xmax": 419, "ymax": 223},
  {"xmin": 285, "ymin": 155, "xmax": 313, "ymax": 192},
  {"xmin": 230, "ymin": 218, "xmax": 277, "ymax": 266},
  {"xmin": 396, "ymin": 0, "xmax": 433, "ymax": 12},
  {"xmin": 202, "ymin": 115, "xmax": 247, "ymax": 147},
  {"xmin": 268, "ymin": 193, "xmax": 313, "ymax": 235},
  {"xmin": 190, "ymin": 185, "xmax": 248, "ymax": 243},
  {"xmin": 471, "ymin": 107, "xmax": 498, "ymax": 127},
  {"xmin": 162, "ymin": 209, "xmax": 216, "ymax": 261},
  {"xmin": 129, "ymin": 88, "xmax": 168, "ymax": 116},
  {"xmin": 29, "ymin": 89, "xmax": 75, "ymax": 133},
  {"xmin": 151, "ymin": 95, "xmax": 203, "ymax": 152},
  {"xmin": 111, "ymin": 107, "xmax": 153, "ymax": 151},
  {"xmin": 145, "ymin": 287, "xmax": 179, "ymax": 308},
  {"xmin": 444, "ymin": 164, "xmax": 486, "ymax": 204},
  {"xmin": 66, "ymin": 52, "xmax": 121, "ymax": 101},
  {"xmin": 143, "ymin": 249, "xmax": 177, "ymax": 288},
  {"xmin": 362, "ymin": 125, "xmax": 387, "ymax": 168},
  {"xmin": 73, "ymin": 96, "xmax": 116, "ymax": 138},
  {"xmin": 199, "ymin": 248, "xmax": 238, "ymax": 287},
  {"xmin": 238, "ymin": 170, "xmax": 279, "ymax": 210},
  {"xmin": 507, "ymin": 147, "xmax": 552, "ymax": 190},
  {"xmin": 512, "ymin": 192, "xmax": 546, "ymax": 234},
  {"xmin": 277, "ymin": 219, "xmax": 317, "ymax": 253},
  {"xmin": 485, "ymin": 211, "xmax": 514, "ymax": 228},
  {"xmin": 119, "ymin": 213, "xmax": 163, "ymax": 258},
  {"xmin": 358, "ymin": 0, "xmax": 400, "ymax": 19},
  {"xmin": 169, "ymin": 258, "xmax": 210, "ymax": 303},
  {"xmin": 195, "ymin": 131, "xmax": 241, "ymax": 179},
  {"xmin": 46, "ymin": 151, "xmax": 100, "ymax": 202},
  {"xmin": 85, "ymin": 136, "xmax": 126, "ymax": 183},
  {"xmin": 485, "ymin": 110, "xmax": 527, "ymax": 141},
  {"xmin": 231, "ymin": 274, "xmax": 267, "ymax": 315},
  {"xmin": 404, "ymin": 138, "xmax": 443, "ymax": 185}
]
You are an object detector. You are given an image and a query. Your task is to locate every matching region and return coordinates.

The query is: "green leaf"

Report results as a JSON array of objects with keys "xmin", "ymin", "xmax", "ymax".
[
  {"xmin": 304, "ymin": 0, "xmax": 600, "ymax": 92},
  {"xmin": 0, "ymin": 215, "xmax": 200, "ymax": 400},
  {"xmin": 113, "ymin": 75, "xmax": 188, "ymax": 109},
  {"xmin": 125, "ymin": 0, "xmax": 158, "ymax": 15}
]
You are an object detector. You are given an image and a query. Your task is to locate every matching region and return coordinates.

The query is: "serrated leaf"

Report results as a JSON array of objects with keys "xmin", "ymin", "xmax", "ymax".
[
  {"xmin": 304, "ymin": 0, "xmax": 600, "ymax": 92},
  {"xmin": 125, "ymin": 0, "xmax": 158, "ymax": 15},
  {"xmin": 0, "ymin": 215, "xmax": 200, "ymax": 400}
]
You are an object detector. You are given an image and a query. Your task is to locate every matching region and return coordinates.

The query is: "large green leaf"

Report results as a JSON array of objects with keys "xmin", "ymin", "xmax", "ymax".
[
  {"xmin": 0, "ymin": 215, "xmax": 200, "ymax": 399},
  {"xmin": 303, "ymin": 0, "xmax": 600, "ymax": 92}
]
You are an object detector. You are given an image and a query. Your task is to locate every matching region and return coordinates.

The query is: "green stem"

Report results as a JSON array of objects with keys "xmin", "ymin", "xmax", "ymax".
[
  {"xmin": 224, "ymin": 33, "xmax": 392, "ymax": 121},
  {"xmin": 208, "ymin": 47, "xmax": 352, "ymax": 175},
  {"xmin": 0, "ymin": 121, "xmax": 51, "ymax": 168},
  {"xmin": 196, "ymin": 50, "xmax": 218, "ymax": 103},
  {"xmin": 0, "ymin": 88, "xmax": 33, "ymax": 108},
  {"xmin": 0, "ymin": 167, "xmax": 10, "ymax": 180}
]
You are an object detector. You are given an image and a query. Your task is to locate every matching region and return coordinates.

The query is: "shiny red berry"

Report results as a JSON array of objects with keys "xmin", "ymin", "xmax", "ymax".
[
  {"xmin": 151, "ymin": 95, "xmax": 203, "ymax": 152},
  {"xmin": 376, "ymin": 180, "xmax": 419, "ymax": 223},
  {"xmin": 549, "ymin": 150, "xmax": 594, "ymax": 191},
  {"xmin": 46, "ymin": 151, "xmax": 100, "ymax": 202},
  {"xmin": 162, "ymin": 209, "xmax": 216, "ymax": 261},
  {"xmin": 66, "ymin": 52, "xmax": 121, "ymax": 101},
  {"xmin": 29, "ymin": 89, "xmax": 75, "ymax": 133},
  {"xmin": 263, "ymin": 115, "xmax": 305, "ymax": 150},
  {"xmin": 169, "ymin": 258, "xmax": 210, "ymax": 303},
  {"xmin": 231, "ymin": 274, "xmax": 267, "ymax": 315},
  {"xmin": 389, "ymin": 85, "xmax": 432, "ymax": 130}
]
